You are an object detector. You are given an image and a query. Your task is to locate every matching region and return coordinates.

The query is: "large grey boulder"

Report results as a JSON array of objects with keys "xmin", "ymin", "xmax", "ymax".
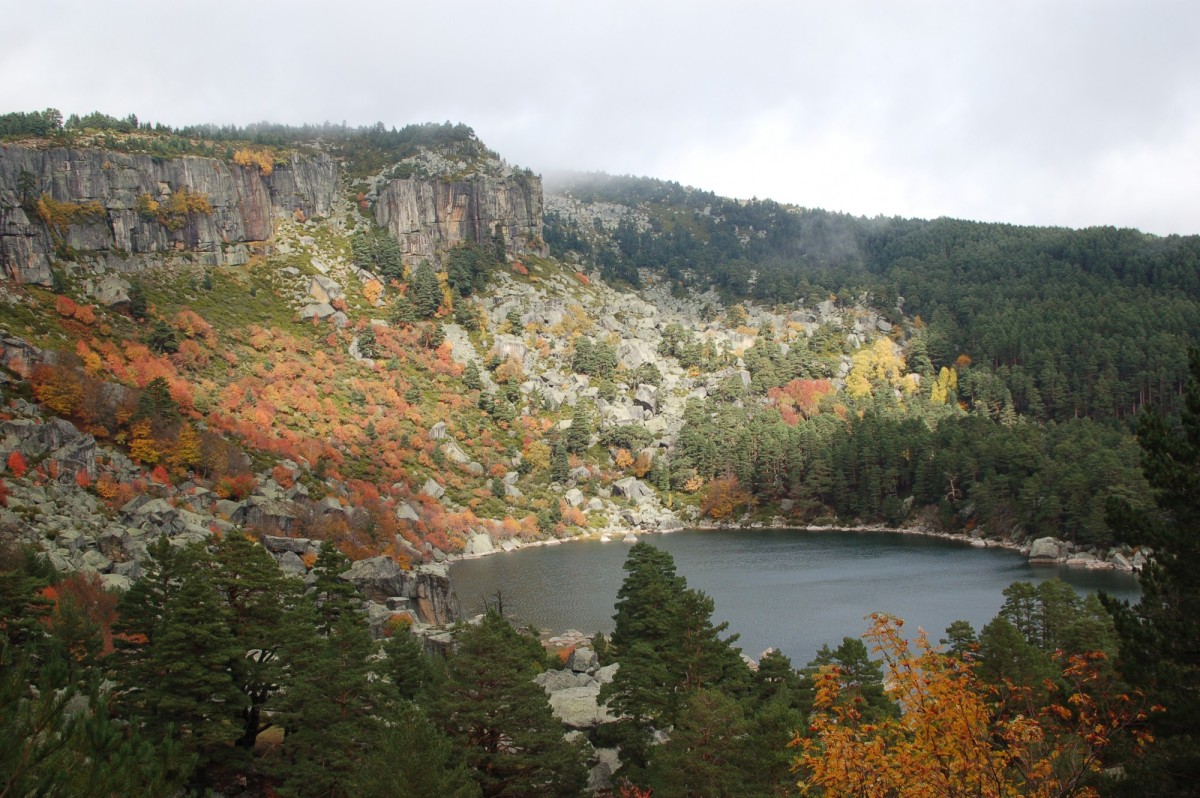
[
  {"xmin": 1028, "ymin": 537, "xmax": 1065, "ymax": 563},
  {"xmin": 308, "ymin": 275, "xmax": 344, "ymax": 304},
  {"xmin": 440, "ymin": 439, "xmax": 470, "ymax": 465},
  {"xmin": 633, "ymin": 384, "xmax": 658, "ymax": 413},
  {"xmin": 568, "ymin": 646, "xmax": 599, "ymax": 673},
  {"xmin": 463, "ymin": 533, "xmax": 494, "ymax": 557},
  {"xmin": 535, "ymin": 669, "xmax": 594, "ymax": 692},
  {"xmin": 298, "ymin": 302, "xmax": 337, "ymax": 320},
  {"xmin": 612, "ymin": 477, "xmax": 654, "ymax": 503},
  {"xmin": 547, "ymin": 685, "xmax": 614, "ymax": 729},
  {"xmin": 339, "ymin": 556, "xmax": 407, "ymax": 602},
  {"xmin": 87, "ymin": 274, "xmax": 132, "ymax": 308}
]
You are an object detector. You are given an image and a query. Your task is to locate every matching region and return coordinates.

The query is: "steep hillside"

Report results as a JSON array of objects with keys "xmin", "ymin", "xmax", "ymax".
[{"xmin": 0, "ymin": 113, "xmax": 1185, "ymax": 601}]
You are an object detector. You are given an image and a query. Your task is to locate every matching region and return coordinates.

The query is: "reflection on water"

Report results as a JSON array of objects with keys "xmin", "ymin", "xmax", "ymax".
[{"xmin": 449, "ymin": 529, "xmax": 1141, "ymax": 665}]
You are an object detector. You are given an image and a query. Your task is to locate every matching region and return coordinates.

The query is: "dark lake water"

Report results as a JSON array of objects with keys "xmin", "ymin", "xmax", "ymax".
[{"xmin": 448, "ymin": 529, "xmax": 1141, "ymax": 665}]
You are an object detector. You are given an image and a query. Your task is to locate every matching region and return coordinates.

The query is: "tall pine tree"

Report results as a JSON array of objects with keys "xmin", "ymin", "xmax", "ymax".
[{"xmin": 1104, "ymin": 347, "xmax": 1200, "ymax": 796}]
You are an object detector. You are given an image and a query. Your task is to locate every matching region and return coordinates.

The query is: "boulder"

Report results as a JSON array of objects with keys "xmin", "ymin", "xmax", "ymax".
[
  {"xmin": 612, "ymin": 477, "xmax": 654, "ymax": 503},
  {"xmin": 276, "ymin": 550, "xmax": 308, "ymax": 576},
  {"xmin": 633, "ymin": 384, "xmax": 658, "ymax": 413},
  {"xmin": 564, "ymin": 488, "xmax": 585, "ymax": 508},
  {"xmin": 420, "ymin": 479, "xmax": 445, "ymax": 500},
  {"xmin": 616, "ymin": 340, "xmax": 657, "ymax": 370},
  {"xmin": 308, "ymin": 275, "xmax": 344, "ymax": 304},
  {"xmin": 567, "ymin": 646, "xmax": 598, "ymax": 673},
  {"xmin": 535, "ymin": 669, "xmax": 594, "ymax": 692},
  {"xmin": 440, "ymin": 439, "xmax": 470, "ymax": 464},
  {"xmin": 339, "ymin": 556, "xmax": 407, "ymax": 602},
  {"xmin": 298, "ymin": 302, "xmax": 336, "ymax": 320},
  {"xmin": 1028, "ymin": 537, "xmax": 1065, "ymax": 563},
  {"xmin": 89, "ymin": 274, "xmax": 131, "ymax": 308},
  {"xmin": 463, "ymin": 533, "xmax": 494, "ymax": 557},
  {"xmin": 547, "ymin": 684, "xmax": 613, "ymax": 729},
  {"xmin": 395, "ymin": 502, "xmax": 420, "ymax": 522}
]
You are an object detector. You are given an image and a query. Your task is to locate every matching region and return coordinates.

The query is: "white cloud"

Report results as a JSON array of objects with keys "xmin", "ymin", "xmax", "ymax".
[{"xmin": 4, "ymin": 1, "xmax": 1198, "ymax": 234}]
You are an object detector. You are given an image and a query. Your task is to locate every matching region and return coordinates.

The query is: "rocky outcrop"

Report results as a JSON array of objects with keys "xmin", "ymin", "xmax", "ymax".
[
  {"xmin": 0, "ymin": 145, "xmax": 337, "ymax": 284},
  {"xmin": 373, "ymin": 173, "xmax": 546, "ymax": 262},
  {"xmin": 338, "ymin": 556, "xmax": 456, "ymax": 625}
]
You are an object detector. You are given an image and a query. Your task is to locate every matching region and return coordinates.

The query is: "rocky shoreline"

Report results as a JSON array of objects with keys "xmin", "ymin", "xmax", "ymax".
[{"xmin": 449, "ymin": 517, "xmax": 1145, "ymax": 573}]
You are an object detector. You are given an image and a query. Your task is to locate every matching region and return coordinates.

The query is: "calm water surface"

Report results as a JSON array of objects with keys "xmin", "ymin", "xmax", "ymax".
[{"xmin": 449, "ymin": 529, "xmax": 1141, "ymax": 665}]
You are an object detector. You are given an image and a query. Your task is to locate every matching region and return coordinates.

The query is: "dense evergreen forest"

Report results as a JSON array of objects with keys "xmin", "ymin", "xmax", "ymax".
[{"xmin": 546, "ymin": 173, "xmax": 1199, "ymax": 422}]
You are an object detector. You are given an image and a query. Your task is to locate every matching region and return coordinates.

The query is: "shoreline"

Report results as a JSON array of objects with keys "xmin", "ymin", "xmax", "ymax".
[{"xmin": 446, "ymin": 519, "xmax": 1136, "ymax": 573}]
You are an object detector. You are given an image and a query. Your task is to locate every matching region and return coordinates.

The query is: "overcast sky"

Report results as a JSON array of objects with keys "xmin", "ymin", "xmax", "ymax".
[{"xmin": 5, "ymin": 1, "xmax": 1198, "ymax": 235}]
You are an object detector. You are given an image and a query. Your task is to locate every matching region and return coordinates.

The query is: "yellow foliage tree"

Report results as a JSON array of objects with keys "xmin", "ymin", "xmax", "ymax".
[
  {"xmin": 847, "ymin": 338, "xmax": 908, "ymax": 399},
  {"xmin": 169, "ymin": 422, "xmax": 201, "ymax": 473},
  {"xmin": 795, "ymin": 614, "xmax": 1149, "ymax": 798},
  {"xmin": 523, "ymin": 440, "xmax": 551, "ymax": 473},
  {"xmin": 930, "ymin": 365, "xmax": 959, "ymax": 405},
  {"xmin": 362, "ymin": 278, "xmax": 383, "ymax": 305},
  {"xmin": 614, "ymin": 448, "xmax": 634, "ymax": 469},
  {"xmin": 233, "ymin": 148, "xmax": 274, "ymax": 175},
  {"xmin": 128, "ymin": 419, "xmax": 160, "ymax": 465},
  {"xmin": 31, "ymin": 365, "xmax": 83, "ymax": 417}
]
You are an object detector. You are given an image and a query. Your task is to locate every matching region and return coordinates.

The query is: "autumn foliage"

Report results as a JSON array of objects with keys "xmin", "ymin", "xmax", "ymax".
[
  {"xmin": 795, "ymin": 614, "xmax": 1150, "ymax": 798},
  {"xmin": 768, "ymin": 379, "xmax": 833, "ymax": 424},
  {"xmin": 6, "ymin": 451, "xmax": 27, "ymax": 478},
  {"xmin": 233, "ymin": 148, "xmax": 274, "ymax": 175},
  {"xmin": 700, "ymin": 474, "xmax": 753, "ymax": 519}
]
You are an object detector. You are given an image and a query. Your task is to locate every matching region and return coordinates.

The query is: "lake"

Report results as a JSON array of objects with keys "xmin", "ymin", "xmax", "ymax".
[{"xmin": 448, "ymin": 528, "xmax": 1142, "ymax": 665}]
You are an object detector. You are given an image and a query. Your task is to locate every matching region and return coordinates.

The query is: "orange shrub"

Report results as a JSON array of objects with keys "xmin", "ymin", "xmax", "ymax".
[
  {"xmin": 6, "ymin": 451, "xmax": 27, "ymax": 478},
  {"xmin": 55, "ymin": 295, "xmax": 77, "ymax": 317}
]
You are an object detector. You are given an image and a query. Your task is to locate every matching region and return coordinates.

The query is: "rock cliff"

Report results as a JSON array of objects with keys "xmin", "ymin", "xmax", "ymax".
[
  {"xmin": 0, "ymin": 145, "xmax": 338, "ymax": 284},
  {"xmin": 373, "ymin": 173, "xmax": 546, "ymax": 262}
]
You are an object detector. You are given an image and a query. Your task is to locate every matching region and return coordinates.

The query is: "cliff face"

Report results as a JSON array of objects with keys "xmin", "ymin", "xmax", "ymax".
[
  {"xmin": 0, "ymin": 145, "xmax": 338, "ymax": 285},
  {"xmin": 373, "ymin": 173, "xmax": 546, "ymax": 262}
]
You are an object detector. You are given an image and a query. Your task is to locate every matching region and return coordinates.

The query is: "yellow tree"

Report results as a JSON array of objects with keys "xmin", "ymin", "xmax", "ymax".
[
  {"xmin": 795, "ymin": 614, "xmax": 1149, "ymax": 798},
  {"xmin": 847, "ymin": 339, "xmax": 908, "ymax": 399}
]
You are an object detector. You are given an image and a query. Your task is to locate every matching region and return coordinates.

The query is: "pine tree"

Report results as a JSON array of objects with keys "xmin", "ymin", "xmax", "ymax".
[
  {"xmin": 436, "ymin": 612, "xmax": 587, "ymax": 798},
  {"xmin": 351, "ymin": 701, "xmax": 481, "ymax": 798},
  {"xmin": 1, "ymin": 648, "xmax": 191, "ymax": 797},
  {"xmin": 566, "ymin": 402, "xmax": 591, "ymax": 454},
  {"xmin": 209, "ymin": 530, "xmax": 300, "ymax": 750},
  {"xmin": 643, "ymin": 689, "xmax": 754, "ymax": 798},
  {"xmin": 409, "ymin": 260, "xmax": 442, "ymax": 318},
  {"xmin": 389, "ymin": 294, "xmax": 419, "ymax": 326},
  {"xmin": 272, "ymin": 604, "xmax": 385, "ymax": 798},
  {"xmin": 463, "ymin": 360, "xmax": 483, "ymax": 391},
  {"xmin": 114, "ymin": 536, "xmax": 199, "ymax": 693},
  {"xmin": 609, "ymin": 542, "xmax": 687, "ymax": 654},
  {"xmin": 126, "ymin": 569, "xmax": 244, "ymax": 781},
  {"xmin": 384, "ymin": 629, "xmax": 444, "ymax": 703},
  {"xmin": 1103, "ymin": 347, "xmax": 1200, "ymax": 795},
  {"xmin": 308, "ymin": 541, "xmax": 361, "ymax": 634}
]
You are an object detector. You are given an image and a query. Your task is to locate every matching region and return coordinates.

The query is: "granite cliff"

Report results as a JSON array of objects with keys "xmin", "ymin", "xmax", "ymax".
[
  {"xmin": 373, "ymin": 172, "xmax": 546, "ymax": 262},
  {"xmin": 0, "ymin": 143, "xmax": 546, "ymax": 285},
  {"xmin": 0, "ymin": 145, "xmax": 338, "ymax": 284}
]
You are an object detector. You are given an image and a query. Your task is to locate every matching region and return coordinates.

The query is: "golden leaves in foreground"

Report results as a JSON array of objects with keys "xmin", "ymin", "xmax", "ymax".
[{"xmin": 795, "ymin": 613, "xmax": 1151, "ymax": 798}]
